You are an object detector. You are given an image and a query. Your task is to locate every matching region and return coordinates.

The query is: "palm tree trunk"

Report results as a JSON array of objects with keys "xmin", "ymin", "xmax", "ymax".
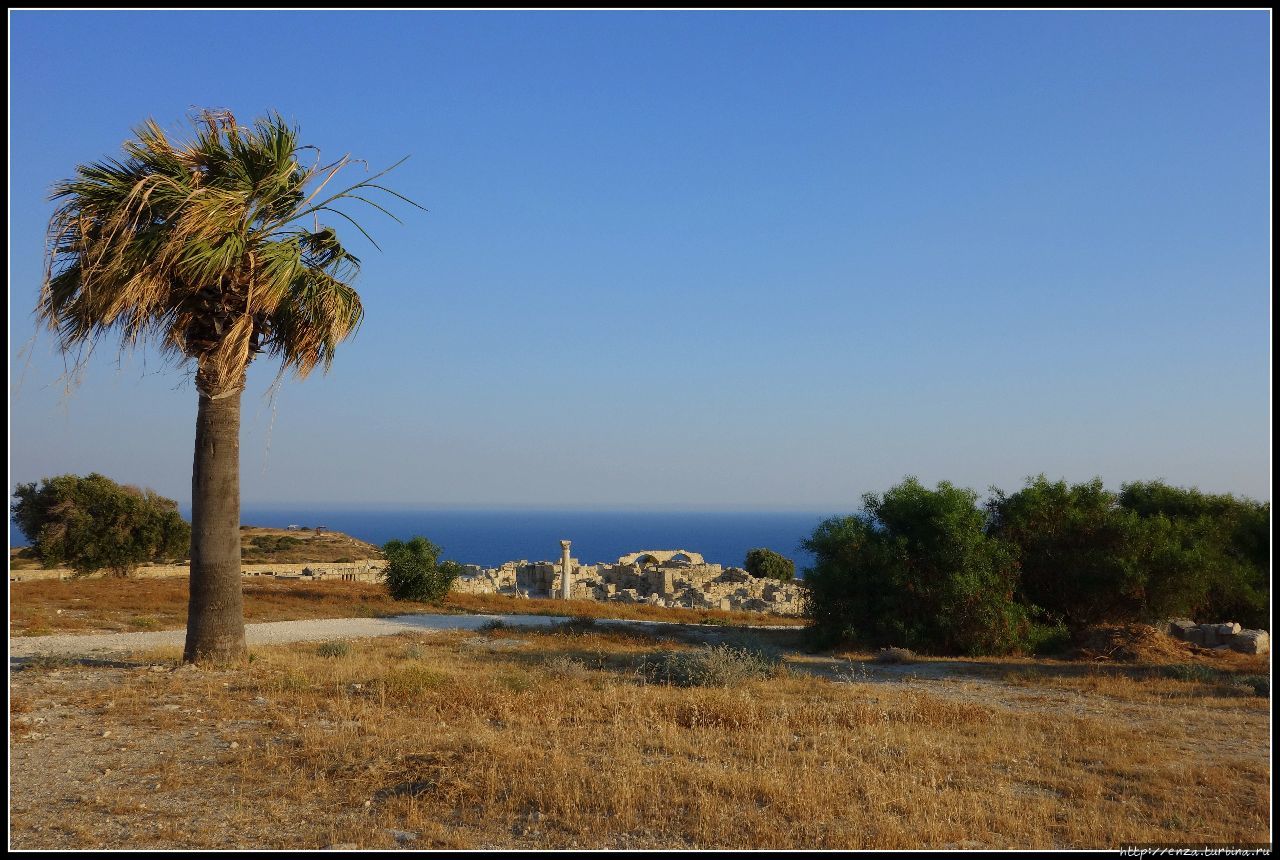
[{"xmin": 184, "ymin": 386, "xmax": 246, "ymax": 663}]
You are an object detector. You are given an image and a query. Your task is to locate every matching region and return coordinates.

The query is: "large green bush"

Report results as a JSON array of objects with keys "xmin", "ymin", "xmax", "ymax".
[
  {"xmin": 986, "ymin": 476, "xmax": 1207, "ymax": 629},
  {"xmin": 11, "ymin": 473, "xmax": 190, "ymax": 577},
  {"xmin": 381, "ymin": 536, "xmax": 463, "ymax": 602},
  {"xmin": 743, "ymin": 547, "xmax": 796, "ymax": 581},
  {"xmin": 1118, "ymin": 481, "xmax": 1269, "ymax": 628},
  {"xmin": 802, "ymin": 478, "xmax": 1036, "ymax": 656}
]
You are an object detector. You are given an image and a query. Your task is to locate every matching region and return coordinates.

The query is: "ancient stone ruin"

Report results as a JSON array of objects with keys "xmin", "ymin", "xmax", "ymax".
[
  {"xmin": 452, "ymin": 545, "xmax": 805, "ymax": 616},
  {"xmin": 1165, "ymin": 620, "xmax": 1270, "ymax": 655}
]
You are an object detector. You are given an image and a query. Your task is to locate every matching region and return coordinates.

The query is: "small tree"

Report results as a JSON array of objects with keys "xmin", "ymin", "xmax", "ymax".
[
  {"xmin": 11, "ymin": 473, "xmax": 190, "ymax": 577},
  {"xmin": 803, "ymin": 477, "xmax": 1034, "ymax": 655},
  {"xmin": 743, "ymin": 547, "xmax": 796, "ymax": 581},
  {"xmin": 382, "ymin": 536, "xmax": 463, "ymax": 602}
]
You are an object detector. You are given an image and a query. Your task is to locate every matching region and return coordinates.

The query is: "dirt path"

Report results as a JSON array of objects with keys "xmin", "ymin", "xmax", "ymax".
[
  {"xmin": 8, "ymin": 612, "xmax": 793, "ymax": 662},
  {"xmin": 7, "ymin": 613, "xmax": 559, "ymax": 660}
]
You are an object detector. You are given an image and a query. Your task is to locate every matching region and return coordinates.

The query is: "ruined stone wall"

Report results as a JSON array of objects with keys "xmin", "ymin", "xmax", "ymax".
[
  {"xmin": 10, "ymin": 560, "xmax": 387, "ymax": 584},
  {"xmin": 451, "ymin": 558, "xmax": 806, "ymax": 617},
  {"xmin": 1166, "ymin": 620, "xmax": 1270, "ymax": 655}
]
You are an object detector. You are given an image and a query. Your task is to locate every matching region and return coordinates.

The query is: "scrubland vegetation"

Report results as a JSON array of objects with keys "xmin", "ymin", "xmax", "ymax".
[
  {"xmin": 803, "ymin": 476, "xmax": 1270, "ymax": 655},
  {"xmin": 10, "ymin": 623, "xmax": 1269, "ymax": 849}
]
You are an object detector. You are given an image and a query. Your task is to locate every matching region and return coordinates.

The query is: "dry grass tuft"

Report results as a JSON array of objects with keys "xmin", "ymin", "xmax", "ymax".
[
  {"xmin": 638, "ymin": 643, "xmax": 784, "ymax": 688},
  {"xmin": 1070, "ymin": 624, "xmax": 1199, "ymax": 664},
  {"xmin": 875, "ymin": 647, "xmax": 916, "ymax": 664}
]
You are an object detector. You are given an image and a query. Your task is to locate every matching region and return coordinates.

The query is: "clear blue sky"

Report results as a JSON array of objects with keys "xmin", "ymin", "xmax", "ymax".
[{"xmin": 7, "ymin": 10, "xmax": 1272, "ymax": 511}]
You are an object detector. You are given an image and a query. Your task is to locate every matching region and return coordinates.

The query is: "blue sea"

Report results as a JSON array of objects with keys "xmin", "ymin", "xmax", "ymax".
[
  {"xmin": 251, "ymin": 509, "xmax": 829, "ymax": 571},
  {"xmin": 10, "ymin": 508, "xmax": 833, "ymax": 571}
]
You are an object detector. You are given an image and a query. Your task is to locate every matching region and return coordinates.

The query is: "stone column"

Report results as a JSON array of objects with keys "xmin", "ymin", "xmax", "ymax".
[{"xmin": 560, "ymin": 540, "xmax": 573, "ymax": 600}]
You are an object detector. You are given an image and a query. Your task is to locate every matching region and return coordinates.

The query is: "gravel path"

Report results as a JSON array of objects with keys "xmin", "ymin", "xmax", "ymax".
[
  {"xmin": 7, "ymin": 612, "xmax": 569, "ymax": 660},
  {"xmin": 8, "ymin": 612, "xmax": 794, "ymax": 662}
]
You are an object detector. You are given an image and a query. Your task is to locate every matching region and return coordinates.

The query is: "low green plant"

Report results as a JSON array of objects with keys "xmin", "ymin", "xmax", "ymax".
[
  {"xmin": 1234, "ymin": 675, "xmax": 1269, "ymax": 698},
  {"xmin": 638, "ymin": 643, "xmax": 780, "ymax": 688},
  {"xmin": 552, "ymin": 616, "xmax": 599, "ymax": 636},
  {"xmin": 316, "ymin": 640, "xmax": 352, "ymax": 658},
  {"xmin": 380, "ymin": 664, "xmax": 449, "ymax": 698},
  {"xmin": 1161, "ymin": 663, "xmax": 1219, "ymax": 684}
]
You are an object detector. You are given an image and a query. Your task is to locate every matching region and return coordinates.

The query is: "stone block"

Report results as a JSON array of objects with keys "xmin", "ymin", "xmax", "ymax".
[
  {"xmin": 1198, "ymin": 625, "xmax": 1218, "ymax": 647},
  {"xmin": 1230, "ymin": 630, "xmax": 1270, "ymax": 655},
  {"xmin": 1216, "ymin": 623, "xmax": 1241, "ymax": 637},
  {"xmin": 1185, "ymin": 627, "xmax": 1206, "ymax": 646},
  {"xmin": 1167, "ymin": 619, "xmax": 1197, "ymax": 639}
]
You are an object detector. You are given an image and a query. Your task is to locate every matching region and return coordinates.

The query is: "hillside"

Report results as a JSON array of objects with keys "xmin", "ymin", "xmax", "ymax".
[
  {"xmin": 238, "ymin": 526, "xmax": 383, "ymax": 564},
  {"xmin": 9, "ymin": 526, "xmax": 383, "ymax": 571}
]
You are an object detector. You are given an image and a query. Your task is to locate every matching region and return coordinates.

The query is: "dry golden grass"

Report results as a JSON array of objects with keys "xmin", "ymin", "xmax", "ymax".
[
  {"xmin": 9, "ymin": 625, "xmax": 1270, "ymax": 850},
  {"xmin": 9, "ymin": 578, "xmax": 802, "ymax": 637},
  {"xmin": 8, "ymin": 578, "xmax": 436, "ymax": 636}
]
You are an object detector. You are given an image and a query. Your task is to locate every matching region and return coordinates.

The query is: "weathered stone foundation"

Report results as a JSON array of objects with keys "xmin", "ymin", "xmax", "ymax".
[{"xmin": 451, "ymin": 549, "xmax": 806, "ymax": 616}]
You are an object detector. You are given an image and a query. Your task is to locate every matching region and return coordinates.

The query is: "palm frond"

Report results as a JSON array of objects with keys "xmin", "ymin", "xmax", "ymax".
[{"xmin": 39, "ymin": 108, "xmax": 418, "ymax": 398}]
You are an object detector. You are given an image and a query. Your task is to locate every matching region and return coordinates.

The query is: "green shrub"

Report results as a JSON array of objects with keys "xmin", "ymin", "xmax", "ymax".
[
  {"xmin": 743, "ymin": 547, "xmax": 796, "ymax": 582},
  {"xmin": 1234, "ymin": 675, "xmax": 1269, "ymax": 698},
  {"xmin": 987, "ymin": 476, "xmax": 1207, "ymax": 629},
  {"xmin": 250, "ymin": 534, "xmax": 305, "ymax": 554},
  {"xmin": 11, "ymin": 473, "xmax": 190, "ymax": 577},
  {"xmin": 1118, "ymin": 481, "xmax": 1269, "ymax": 628},
  {"xmin": 1161, "ymin": 663, "xmax": 1219, "ymax": 684},
  {"xmin": 803, "ymin": 478, "xmax": 1033, "ymax": 656},
  {"xmin": 638, "ymin": 643, "xmax": 780, "ymax": 687},
  {"xmin": 381, "ymin": 536, "xmax": 462, "ymax": 602},
  {"xmin": 316, "ymin": 640, "xmax": 352, "ymax": 658},
  {"xmin": 552, "ymin": 616, "xmax": 600, "ymax": 636},
  {"xmin": 1024, "ymin": 621, "xmax": 1072, "ymax": 656}
]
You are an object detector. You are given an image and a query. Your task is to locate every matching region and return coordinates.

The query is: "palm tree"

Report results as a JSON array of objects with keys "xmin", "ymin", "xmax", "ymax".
[{"xmin": 38, "ymin": 109, "xmax": 420, "ymax": 662}]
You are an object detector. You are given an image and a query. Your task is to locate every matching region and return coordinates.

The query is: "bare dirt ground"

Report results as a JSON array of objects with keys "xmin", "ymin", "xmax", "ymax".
[{"xmin": 9, "ymin": 615, "xmax": 1270, "ymax": 850}]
